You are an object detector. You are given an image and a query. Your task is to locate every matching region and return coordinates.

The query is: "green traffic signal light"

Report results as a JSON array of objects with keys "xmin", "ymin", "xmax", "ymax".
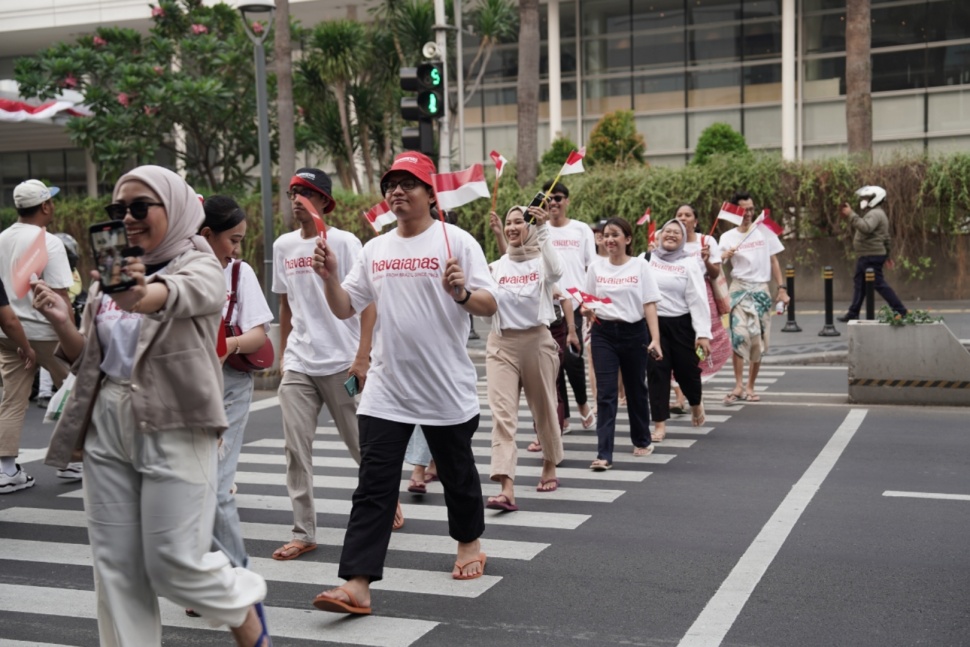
[{"xmin": 400, "ymin": 62, "xmax": 444, "ymax": 121}]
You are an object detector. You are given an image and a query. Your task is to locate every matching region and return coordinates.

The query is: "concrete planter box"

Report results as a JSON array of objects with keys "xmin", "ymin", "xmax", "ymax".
[{"xmin": 847, "ymin": 320, "xmax": 970, "ymax": 406}]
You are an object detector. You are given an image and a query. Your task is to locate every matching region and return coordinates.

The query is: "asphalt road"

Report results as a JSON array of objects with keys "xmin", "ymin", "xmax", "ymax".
[{"xmin": 0, "ymin": 362, "xmax": 967, "ymax": 647}]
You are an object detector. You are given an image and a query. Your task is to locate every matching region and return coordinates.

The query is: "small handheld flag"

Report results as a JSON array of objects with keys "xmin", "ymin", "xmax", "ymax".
[
  {"xmin": 560, "ymin": 148, "xmax": 586, "ymax": 176},
  {"xmin": 11, "ymin": 227, "xmax": 48, "ymax": 298},
  {"xmin": 716, "ymin": 202, "xmax": 746, "ymax": 226},
  {"xmin": 758, "ymin": 209, "xmax": 784, "ymax": 236},
  {"xmin": 432, "ymin": 164, "xmax": 491, "ymax": 212},
  {"xmin": 364, "ymin": 200, "xmax": 396, "ymax": 233},
  {"xmin": 488, "ymin": 150, "xmax": 508, "ymax": 213},
  {"xmin": 637, "ymin": 208, "xmax": 656, "ymax": 243},
  {"xmin": 566, "ymin": 287, "xmax": 613, "ymax": 306},
  {"xmin": 295, "ymin": 195, "xmax": 327, "ymax": 240}
]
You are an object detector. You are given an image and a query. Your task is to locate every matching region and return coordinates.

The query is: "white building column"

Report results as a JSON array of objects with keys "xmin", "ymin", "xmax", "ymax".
[
  {"xmin": 547, "ymin": 0, "xmax": 562, "ymax": 143},
  {"xmin": 781, "ymin": 0, "xmax": 796, "ymax": 160}
]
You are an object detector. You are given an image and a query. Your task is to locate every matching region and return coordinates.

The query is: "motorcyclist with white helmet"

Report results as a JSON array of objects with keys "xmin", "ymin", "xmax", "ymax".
[{"xmin": 837, "ymin": 186, "xmax": 907, "ymax": 322}]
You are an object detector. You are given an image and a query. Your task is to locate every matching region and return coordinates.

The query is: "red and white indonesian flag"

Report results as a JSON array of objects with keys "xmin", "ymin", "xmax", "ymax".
[
  {"xmin": 364, "ymin": 200, "xmax": 396, "ymax": 232},
  {"xmin": 432, "ymin": 164, "xmax": 491, "ymax": 211},
  {"xmin": 295, "ymin": 194, "xmax": 327, "ymax": 239},
  {"xmin": 11, "ymin": 228, "xmax": 48, "ymax": 298},
  {"xmin": 716, "ymin": 202, "xmax": 746, "ymax": 226},
  {"xmin": 489, "ymin": 150, "xmax": 508, "ymax": 179},
  {"xmin": 637, "ymin": 208, "xmax": 656, "ymax": 241},
  {"xmin": 560, "ymin": 148, "xmax": 586, "ymax": 175},
  {"xmin": 566, "ymin": 287, "xmax": 612, "ymax": 307},
  {"xmin": 757, "ymin": 209, "xmax": 784, "ymax": 236}
]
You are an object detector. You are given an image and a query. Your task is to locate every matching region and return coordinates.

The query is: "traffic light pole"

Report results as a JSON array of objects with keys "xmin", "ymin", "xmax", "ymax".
[{"xmin": 434, "ymin": 0, "xmax": 451, "ymax": 172}]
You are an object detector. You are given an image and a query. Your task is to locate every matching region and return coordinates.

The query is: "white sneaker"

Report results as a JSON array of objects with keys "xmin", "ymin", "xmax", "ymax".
[
  {"xmin": 0, "ymin": 464, "xmax": 35, "ymax": 493},
  {"xmin": 56, "ymin": 462, "xmax": 83, "ymax": 481}
]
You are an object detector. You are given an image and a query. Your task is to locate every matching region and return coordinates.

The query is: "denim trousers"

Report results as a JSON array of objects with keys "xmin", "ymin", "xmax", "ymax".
[{"xmin": 210, "ymin": 366, "xmax": 254, "ymax": 568}]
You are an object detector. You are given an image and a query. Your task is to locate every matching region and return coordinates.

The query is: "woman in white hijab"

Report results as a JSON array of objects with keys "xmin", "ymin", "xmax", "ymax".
[
  {"xmin": 646, "ymin": 219, "xmax": 712, "ymax": 441},
  {"xmin": 34, "ymin": 166, "xmax": 271, "ymax": 647}
]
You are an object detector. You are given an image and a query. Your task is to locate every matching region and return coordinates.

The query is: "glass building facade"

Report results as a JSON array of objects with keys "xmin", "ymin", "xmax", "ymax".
[{"xmin": 460, "ymin": 0, "xmax": 970, "ymax": 166}]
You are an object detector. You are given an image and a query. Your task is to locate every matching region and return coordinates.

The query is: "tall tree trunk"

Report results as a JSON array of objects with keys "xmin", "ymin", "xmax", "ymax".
[
  {"xmin": 275, "ymin": 0, "xmax": 296, "ymax": 229},
  {"xmin": 334, "ymin": 84, "xmax": 362, "ymax": 193},
  {"xmin": 516, "ymin": 0, "xmax": 540, "ymax": 186},
  {"xmin": 846, "ymin": 0, "xmax": 872, "ymax": 164}
]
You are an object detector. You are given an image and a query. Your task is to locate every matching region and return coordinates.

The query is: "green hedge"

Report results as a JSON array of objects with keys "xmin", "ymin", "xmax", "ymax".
[{"xmin": 4, "ymin": 152, "xmax": 968, "ymax": 286}]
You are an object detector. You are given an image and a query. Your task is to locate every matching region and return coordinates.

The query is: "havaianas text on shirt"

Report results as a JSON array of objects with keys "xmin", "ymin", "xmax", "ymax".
[
  {"xmin": 498, "ymin": 271, "xmax": 539, "ymax": 285},
  {"xmin": 596, "ymin": 275, "xmax": 640, "ymax": 284}
]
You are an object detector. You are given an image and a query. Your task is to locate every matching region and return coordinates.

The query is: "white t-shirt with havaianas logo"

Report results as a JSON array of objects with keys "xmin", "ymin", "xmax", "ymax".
[
  {"xmin": 719, "ymin": 226, "xmax": 784, "ymax": 284},
  {"xmin": 547, "ymin": 219, "xmax": 595, "ymax": 296},
  {"xmin": 272, "ymin": 228, "xmax": 362, "ymax": 376},
  {"xmin": 584, "ymin": 256, "xmax": 661, "ymax": 323},
  {"xmin": 342, "ymin": 221, "xmax": 497, "ymax": 426}
]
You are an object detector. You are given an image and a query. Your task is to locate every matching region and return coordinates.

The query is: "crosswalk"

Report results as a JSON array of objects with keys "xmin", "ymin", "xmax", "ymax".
[{"xmin": 0, "ymin": 364, "xmax": 787, "ymax": 646}]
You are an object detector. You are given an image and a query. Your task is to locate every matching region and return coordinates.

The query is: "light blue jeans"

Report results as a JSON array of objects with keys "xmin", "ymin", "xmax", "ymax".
[
  {"xmin": 211, "ymin": 366, "xmax": 254, "ymax": 568},
  {"xmin": 404, "ymin": 426, "xmax": 432, "ymax": 467}
]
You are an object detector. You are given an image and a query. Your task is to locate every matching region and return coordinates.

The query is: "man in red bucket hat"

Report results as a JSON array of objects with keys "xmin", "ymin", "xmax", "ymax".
[{"xmin": 309, "ymin": 152, "xmax": 499, "ymax": 615}]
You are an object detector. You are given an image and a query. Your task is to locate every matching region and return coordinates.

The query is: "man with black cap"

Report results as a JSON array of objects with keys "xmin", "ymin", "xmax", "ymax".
[
  {"xmin": 0, "ymin": 179, "xmax": 74, "ymax": 493},
  {"xmin": 270, "ymin": 168, "xmax": 376, "ymax": 560},
  {"xmin": 310, "ymin": 151, "xmax": 498, "ymax": 616}
]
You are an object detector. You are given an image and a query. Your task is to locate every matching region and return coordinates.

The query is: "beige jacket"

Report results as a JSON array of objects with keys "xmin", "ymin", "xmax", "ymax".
[{"xmin": 45, "ymin": 249, "xmax": 228, "ymax": 468}]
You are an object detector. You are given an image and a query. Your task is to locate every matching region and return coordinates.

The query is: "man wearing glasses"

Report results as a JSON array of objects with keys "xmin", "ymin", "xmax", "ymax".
[
  {"xmin": 718, "ymin": 191, "xmax": 789, "ymax": 405},
  {"xmin": 0, "ymin": 179, "xmax": 74, "ymax": 493},
  {"xmin": 310, "ymin": 152, "xmax": 497, "ymax": 616},
  {"xmin": 270, "ymin": 168, "xmax": 376, "ymax": 561},
  {"xmin": 543, "ymin": 180, "xmax": 597, "ymax": 432}
]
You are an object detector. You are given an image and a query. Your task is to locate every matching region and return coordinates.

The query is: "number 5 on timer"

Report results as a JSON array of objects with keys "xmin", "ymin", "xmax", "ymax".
[{"xmin": 400, "ymin": 62, "xmax": 444, "ymax": 155}]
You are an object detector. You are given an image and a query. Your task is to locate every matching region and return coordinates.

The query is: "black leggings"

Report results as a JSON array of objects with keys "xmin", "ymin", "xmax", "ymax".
[{"xmin": 647, "ymin": 314, "xmax": 702, "ymax": 422}]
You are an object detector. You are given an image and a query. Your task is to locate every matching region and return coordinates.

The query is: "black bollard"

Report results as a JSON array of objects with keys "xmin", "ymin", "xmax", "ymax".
[
  {"xmin": 818, "ymin": 265, "xmax": 841, "ymax": 336},
  {"xmin": 781, "ymin": 264, "xmax": 802, "ymax": 332},
  {"xmin": 865, "ymin": 268, "xmax": 875, "ymax": 320}
]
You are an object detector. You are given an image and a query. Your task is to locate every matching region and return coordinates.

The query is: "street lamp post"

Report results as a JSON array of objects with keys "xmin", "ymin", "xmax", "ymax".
[{"xmin": 238, "ymin": 0, "xmax": 278, "ymax": 316}]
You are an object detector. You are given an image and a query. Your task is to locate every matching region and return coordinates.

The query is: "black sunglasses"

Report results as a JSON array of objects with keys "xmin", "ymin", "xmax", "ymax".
[
  {"xmin": 382, "ymin": 178, "xmax": 423, "ymax": 195},
  {"xmin": 287, "ymin": 187, "xmax": 322, "ymax": 200},
  {"xmin": 548, "ymin": 195, "xmax": 566, "ymax": 203},
  {"xmin": 105, "ymin": 201, "xmax": 164, "ymax": 221}
]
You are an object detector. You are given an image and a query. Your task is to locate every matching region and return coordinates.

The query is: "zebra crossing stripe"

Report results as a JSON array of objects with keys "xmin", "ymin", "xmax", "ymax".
[
  {"xmin": 0, "ymin": 641, "xmax": 74, "ymax": 647},
  {"xmin": 0, "ymin": 538, "xmax": 501, "ymax": 598},
  {"xmin": 0, "ymin": 507, "xmax": 550, "ymax": 561},
  {"xmin": 474, "ymin": 410, "xmax": 732, "ymax": 423},
  {"xmin": 233, "ymin": 452, "xmax": 652, "ymax": 482},
  {"xmin": 0, "ymin": 583, "xmax": 438, "ymax": 647},
  {"xmin": 229, "ymin": 469, "xmax": 626, "ymax": 504},
  {"xmin": 503, "ymin": 436, "xmax": 696, "ymax": 448}
]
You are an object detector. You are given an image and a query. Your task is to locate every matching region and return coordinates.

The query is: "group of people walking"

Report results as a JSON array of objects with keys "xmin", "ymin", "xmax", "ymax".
[{"xmin": 5, "ymin": 151, "xmax": 907, "ymax": 647}]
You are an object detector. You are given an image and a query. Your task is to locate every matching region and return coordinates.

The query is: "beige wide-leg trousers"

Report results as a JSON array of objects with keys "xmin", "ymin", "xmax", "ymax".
[{"xmin": 486, "ymin": 325, "xmax": 563, "ymax": 480}]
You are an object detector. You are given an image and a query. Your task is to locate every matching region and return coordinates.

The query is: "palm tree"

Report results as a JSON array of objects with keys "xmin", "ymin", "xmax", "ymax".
[
  {"xmin": 274, "ymin": 0, "xmax": 296, "ymax": 228},
  {"xmin": 462, "ymin": 0, "xmax": 518, "ymax": 105},
  {"xmin": 846, "ymin": 0, "xmax": 872, "ymax": 163},
  {"xmin": 303, "ymin": 20, "xmax": 368, "ymax": 193},
  {"xmin": 516, "ymin": 0, "xmax": 540, "ymax": 185}
]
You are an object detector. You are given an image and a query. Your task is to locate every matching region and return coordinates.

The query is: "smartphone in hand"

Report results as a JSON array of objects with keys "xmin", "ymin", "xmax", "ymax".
[
  {"xmin": 89, "ymin": 221, "xmax": 141, "ymax": 294},
  {"xmin": 343, "ymin": 374, "xmax": 359, "ymax": 397}
]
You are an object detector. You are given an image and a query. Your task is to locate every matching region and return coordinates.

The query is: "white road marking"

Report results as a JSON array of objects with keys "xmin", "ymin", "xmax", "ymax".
[
  {"xmin": 0, "ymin": 506, "xmax": 549, "ymax": 561},
  {"xmin": 678, "ymin": 408, "xmax": 867, "ymax": 647},
  {"xmin": 883, "ymin": 491, "xmax": 970, "ymax": 502},
  {"xmin": 249, "ymin": 396, "xmax": 280, "ymax": 411},
  {"xmin": 0, "ymin": 583, "xmax": 437, "ymax": 647}
]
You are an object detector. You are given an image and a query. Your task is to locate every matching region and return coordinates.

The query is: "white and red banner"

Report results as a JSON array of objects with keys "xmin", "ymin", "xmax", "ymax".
[
  {"xmin": 489, "ymin": 150, "xmax": 508, "ymax": 179},
  {"xmin": 560, "ymin": 148, "xmax": 586, "ymax": 176},
  {"xmin": 716, "ymin": 201, "xmax": 746, "ymax": 226},
  {"xmin": 11, "ymin": 228, "xmax": 48, "ymax": 298},
  {"xmin": 432, "ymin": 164, "xmax": 491, "ymax": 211},
  {"xmin": 0, "ymin": 98, "xmax": 89, "ymax": 123},
  {"xmin": 364, "ymin": 200, "xmax": 396, "ymax": 232}
]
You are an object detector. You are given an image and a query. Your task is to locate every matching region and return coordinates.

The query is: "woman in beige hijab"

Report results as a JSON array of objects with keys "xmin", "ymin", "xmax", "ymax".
[{"xmin": 33, "ymin": 165, "xmax": 270, "ymax": 647}]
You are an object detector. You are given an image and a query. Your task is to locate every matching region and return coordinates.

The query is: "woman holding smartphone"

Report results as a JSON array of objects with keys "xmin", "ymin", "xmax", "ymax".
[
  {"xmin": 34, "ymin": 166, "xmax": 270, "ymax": 647},
  {"xmin": 646, "ymin": 219, "xmax": 711, "ymax": 442},
  {"xmin": 194, "ymin": 195, "xmax": 273, "ymax": 580},
  {"xmin": 583, "ymin": 217, "xmax": 662, "ymax": 471},
  {"xmin": 485, "ymin": 205, "xmax": 565, "ymax": 510}
]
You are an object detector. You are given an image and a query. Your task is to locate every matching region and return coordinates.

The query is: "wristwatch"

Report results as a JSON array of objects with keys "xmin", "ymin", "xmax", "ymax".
[{"xmin": 455, "ymin": 288, "xmax": 472, "ymax": 305}]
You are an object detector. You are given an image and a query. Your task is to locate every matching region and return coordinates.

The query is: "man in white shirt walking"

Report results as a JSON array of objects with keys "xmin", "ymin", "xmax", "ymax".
[
  {"xmin": 310, "ymin": 152, "xmax": 498, "ymax": 616},
  {"xmin": 718, "ymin": 191, "xmax": 789, "ymax": 404},
  {"xmin": 543, "ymin": 180, "xmax": 596, "ymax": 430},
  {"xmin": 0, "ymin": 180, "xmax": 74, "ymax": 492},
  {"xmin": 271, "ymin": 168, "xmax": 376, "ymax": 560}
]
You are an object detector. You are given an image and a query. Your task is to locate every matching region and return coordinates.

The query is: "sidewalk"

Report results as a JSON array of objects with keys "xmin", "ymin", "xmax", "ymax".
[{"xmin": 466, "ymin": 300, "xmax": 970, "ymax": 365}]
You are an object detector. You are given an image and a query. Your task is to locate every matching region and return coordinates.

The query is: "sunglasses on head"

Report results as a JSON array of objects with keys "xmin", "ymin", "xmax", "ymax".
[
  {"xmin": 105, "ymin": 201, "xmax": 164, "ymax": 221},
  {"xmin": 547, "ymin": 195, "xmax": 566, "ymax": 203}
]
